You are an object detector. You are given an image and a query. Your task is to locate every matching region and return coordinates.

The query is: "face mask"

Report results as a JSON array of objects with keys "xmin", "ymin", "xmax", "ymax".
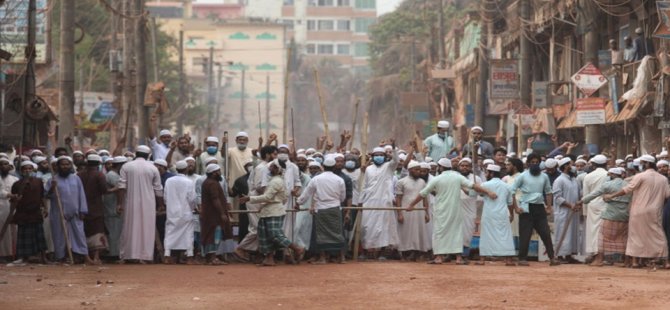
[
  {"xmin": 626, "ymin": 162, "xmax": 634, "ymax": 170},
  {"xmin": 570, "ymin": 166, "xmax": 577, "ymax": 174},
  {"xmin": 373, "ymin": 156, "xmax": 385, "ymax": 165},
  {"xmin": 345, "ymin": 161, "xmax": 356, "ymax": 169},
  {"xmin": 278, "ymin": 153, "xmax": 289, "ymax": 161},
  {"xmin": 237, "ymin": 143, "xmax": 247, "ymax": 150},
  {"xmin": 216, "ymin": 175, "xmax": 223, "ymax": 182},
  {"xmin": 315, "ymin": 157, "xmax": 323, "ymax": 164},
  {"xmin": 101, "ymin": 155, "xmax": 109, "ymax": 163},
  {"xmin": 206, "ymin": 146, "xmax": 218, "ymax": 155}
]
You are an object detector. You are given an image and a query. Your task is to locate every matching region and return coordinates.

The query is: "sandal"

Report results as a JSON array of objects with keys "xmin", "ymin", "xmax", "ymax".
[
  {"xmin": 208, "ymin": 258, "xmax": 227, "ymax": 266},
  {"xmin": 427, "ymin": 259, "xmax": 443, "ymax": 265}
]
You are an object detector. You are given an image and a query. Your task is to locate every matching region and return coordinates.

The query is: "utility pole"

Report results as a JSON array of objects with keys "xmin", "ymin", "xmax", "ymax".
[
  {"xmin": 123, "ymin": 0, "xmax": 136, "ymax": 148},
  {"xmin": 437, "ymin": 0, "xmax": 448, "ymax": 119},
  {"xmin": 475, "ymin": 0, "xmax": 489, "ymax": 127},
  {"xmin": 110, "ymin": 0, "xmax": 122, "ymax": 151},
  {"xmin": 206, "ymin": 46, "xmax": 214, "ymax": 135},
  {"xmin": 265, "ymin": 74, "xmax": 270, "ymax": 137},
  {"xmin": 216, "ymin": 62, "xmax": 223, "ymax": 135},
  {"xmin": 240, "ymin": 68, "xmax": 246, "ymax": 131},
  {"xmin": 57, "ymin": 0, "xmax": 75, "ymax": 147},
  {"xmin": 135, "ymin": 0, "xmax": 148, "ymax": 145},
  {"xmin": 150, "ymin": 17, "xmax": 159, "ymax": 83},
  {"xmin": 518, "ymin": 0, "xmax": 531, "ymax": 151},
  {"xmin": 583, "ymin": 1, "xmax": 600, "ymax": 151},
  {"xmin": 176, "ymin": 30, "xmax": 184, "ymax": 136}
]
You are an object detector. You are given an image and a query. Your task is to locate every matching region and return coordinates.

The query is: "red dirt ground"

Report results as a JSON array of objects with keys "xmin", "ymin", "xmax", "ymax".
[{"xmin": 1, "ymin": 261, "xmax": 669, "ymax": 309}]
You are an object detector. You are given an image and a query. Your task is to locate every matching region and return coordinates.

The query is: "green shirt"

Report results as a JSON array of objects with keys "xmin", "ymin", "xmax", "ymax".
[{"xmin": 581, "ymin": 178, "xmax": 630, "ymax": 222}]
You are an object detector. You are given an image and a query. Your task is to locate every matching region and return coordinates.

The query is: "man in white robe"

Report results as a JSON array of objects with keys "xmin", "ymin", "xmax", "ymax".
[
  {"xmin": 457, "ymin": 157, "xmax": 482, "ymax": 257},
  {"xmin": 360, "ymin": 144, "xmax": 399, "ymax": 260},
  {"xmin": 163, "ymin": 161, "xmax": 197, "ymax": 264},
  {"xmin": 0, "ymin": 159, "xmax": 18, "ymax": 259},
  {"xmin": 478, "ymin": 165, "xmax": 516, "ymax": 266},
  {"xmin": 117, "ymin": 145, "xmax": 163, "ymax": 263},
  {"xmin": 552, "ymin": 158, "xmax": 581, "ymax": 263},
  {"xmin": 276, "ymin": 144, "xmax": 302, "ymax": 261},
  {"xmin": 582, "ymin": 155, "xmax": 609, "ymax": 260},
  {"xmin": 395, "ymin": 161, "xmax": 431, "ymax": 258}
]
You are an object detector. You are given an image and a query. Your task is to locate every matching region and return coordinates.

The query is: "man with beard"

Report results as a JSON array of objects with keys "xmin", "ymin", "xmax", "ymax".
[
  {"xmin": 200, "ymin": 164, "xmax": 233, "ymax": 265},
  {"xmin": 148, "ymin": 116, "xmax": 172, "ymax": 161},
  {"xmin": 72, "ymin": 151, "xmax": 86, "ymax": 173},
  {"xmin": 332, "ymin": 154, "xmax": 353, "ymax": 240},
  {"xmin": 197, "ymin": 136, "xmax": 225, "ymax": 175},
  {"xmin": 511, "ymin": 153, "xmax": 560, "ymax": 266},
  {"xmin": 308, "ymin": 161, "xmax": 322, "ymax": 178},
  {"xmin": 0, "ymin": 158, "xmax": 19, "ymax": 261},
  {"xmin": 293, "ymin": 154, "xmax": 313, "ymax": 250},
  {"xmin": 297, "ymin": 155, "xmax": 347, "ymax": 264},
  {"xmin": 46, "ymin": 157, "xmax": 91, "ymax": 264},
  {"xmin": 395, "ymin": 161, "xmax": 431, "ymax": 260},
  {"xmin": 117, "ymin": 145, "xmax": 163, "ymax": 263},
  {"xmin": 461, "ymin": 126, "xmax": 494, "ymax": 159},
  {"xmin": 458, "ymin": 157, "xmax": 482, "ymax": 258},
  {"xmin": 10, "ymin": 162, "xmax": 48, "ymax": 264},
  {"xmin": 166, "ymin": 136, "xmax": 193, "ymax": 171},
  {"xmin": 504, "ymin": 158, "xmax": 524, "ymax": 246},
  {"xmin": 360, "ymin": 143, "xmax": 400, "ymax": 261},
  {"xmin": 230, "ymin": 159, "xmax": 253, "ymax": 242},
  {"xmin": 552, "ymin": 158, "xmax": 581, "ymax": 264},
  {"xmin": 163, "ymin": 161, "xmax": 197, "ymax": 264},
  {"xmin": 582, "ymin": 154, "xmax": 609, "ymax": 263},
  {"xmin": 78, "ymin": 154, "xmax": 111, "ymax": 264},
  {"xmin": 33, "ymin": 156, "xmax": 55, "ymax": 256},
  {"xmin": 103, "ymin": 156, "xmax": 126, "ymax": 259},
  {"xmin": 153, "ymin": 159, "xmax": 175, "ymax": 254},
  {"xmin": 226, "ymin": 132, "xmax": 253, "ymax": 194},
  {"xmin": 276, "ymin": 144, "xmax": 302, "ymax": 262},
  {"xmin": 477, "ymin": 164, "xmax": 516, "ymax": 266},
  {"xmin": 544, "ymin": 158, "xmax": 561, "ymax": 186},
  {"xmin": 424, "ymin": 121, "xmax": 454, "ymax": 160},
  {"xmin": 604, "ymin": 155, "xmax": 670, "ymax": 268}
]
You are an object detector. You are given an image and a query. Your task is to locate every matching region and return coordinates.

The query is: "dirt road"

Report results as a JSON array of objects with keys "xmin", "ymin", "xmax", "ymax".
[{"xmin": 1, "ymin": 261, "xmax": 668, "ymax": 309}]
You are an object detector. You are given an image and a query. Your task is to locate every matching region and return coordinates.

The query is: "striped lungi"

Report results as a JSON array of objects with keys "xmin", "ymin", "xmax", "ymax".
[
  {"xmin": 258, "ymin": 216, "xmax": 291, "ymax": 255},
  {"xmin": 599, "ymin": 219, "xmax": 628, "ymax": 255},
  {"xmin": 16, "ymin": 223, "xmax": 47, "ymax": 258}
]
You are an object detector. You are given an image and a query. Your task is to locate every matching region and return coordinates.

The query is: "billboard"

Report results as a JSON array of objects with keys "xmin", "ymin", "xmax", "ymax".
[{"xmin": 0, "ymin": 0, "xmax": 50, "ymax": 64}]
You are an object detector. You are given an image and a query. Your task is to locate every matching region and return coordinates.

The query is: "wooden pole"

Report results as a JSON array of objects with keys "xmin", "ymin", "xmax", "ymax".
[
  {"xmin": 313, "ymin": 68, "xmax": 330, "ymax": 142},
  {"xmin": 49, "ymin": 168, "xmax": 75, "ymax": 264},
  {"xmin": 353, "ymin": 112, "xmax": 369, "ymax": 260},
  {"xmin": 282, "ymin": 45, "xmax": 292, "ymax": 143},
  {"xmin": 348, "ymin": 98, "xmax": 360, "ymax": 151},
  {"xmin": 257, "ymin": 101, "xmax": 262, "ymax": 139}
]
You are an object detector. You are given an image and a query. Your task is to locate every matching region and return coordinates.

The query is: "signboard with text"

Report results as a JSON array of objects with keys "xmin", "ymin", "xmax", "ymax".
[
  {"xmin": 532, "ymin": 81, "xmax": 549, "ymax": 108},
  {"xmin": 490, "ymin": 60, "xmax": 519, "ymax": 99},
  {"xmin": 571, "ymin": 63, "xmax": 607, "ymax": 97},
  {"xmin": 576, "ymin": 97, "xmax": 606, "ymax": 125}
]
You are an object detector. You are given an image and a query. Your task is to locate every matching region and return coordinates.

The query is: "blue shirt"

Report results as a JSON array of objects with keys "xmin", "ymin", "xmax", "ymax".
[
  {"xmin": 511, "ymin": 171, "xmax": 552, "ymax": 213},
  {"xmin": 424, "ymin": 133, "xmax": 454, "ymax": 160}
]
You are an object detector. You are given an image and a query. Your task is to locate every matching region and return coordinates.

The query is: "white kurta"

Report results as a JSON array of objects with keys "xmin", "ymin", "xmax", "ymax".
[
  {"xmin": 278, "ymin": 161, "xmax": 302, "ymax": 240},
  {"xmin": 0, "ymin": 174, "xmax": 18, "ymax": 256},
  {"xmin": 294, "ymin": 172, "xmax": 312, "ymax": 248},
  {"xmin": 479, "ymin": 178, "xmax": 515, "ymax": 256},
  {"xmin": 582, "ymin": 168, "xmax": 608, "ymax": 255},
  {"xmin": 460, "ymin": 173, "xmax": 482, "ymax": 247},
  {"xmin": 503, "ymin": 173, "xmax": 521, "ymax": 238},
  {"xmin": 360, "ymin": 152, "xmax": 399, "ymax": 249},
  {"xmin": 552, "ymin": 173, "xmax": 581, "ymax": 256},
  {"xmin": 237, "ymin": 161, "xmax": 267, "ymax": 252},
  {"xmin": 395, "ymin": 176, "xmax": 431, "ymax": 252},
  {"xmin": 163, "ymin": 174, "xmax": 197, "ymax": 256},
  {"xmin": 118, "ymin": 158, "xmax": 163, "ymax": 261},
  {"xmin": 342, "ymin": 168, "xmax": 362, "ymax": 205}
]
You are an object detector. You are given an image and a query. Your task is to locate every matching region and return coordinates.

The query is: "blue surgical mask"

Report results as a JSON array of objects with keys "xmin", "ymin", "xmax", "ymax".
[
  {"xmin": 315, "ymin": 157, "xmax": 323, "ymax": 164},
  {"xmin": 101, "ymin": 155, "xmax": 109, "ymax": 163},
  {"xmin": 626, "ymin": 162, "xmax": 634, "ymax": 170},
  {"xmin": 206, "ymin": 146, "xmax": 218, "ymax": 155},
  {"xmin": 345, "ymin": 160, "xmax": 356, "ymax": 169},
  {"xmin": 373, "ymin": 156, "xmax": 385, "ymax": 165}
]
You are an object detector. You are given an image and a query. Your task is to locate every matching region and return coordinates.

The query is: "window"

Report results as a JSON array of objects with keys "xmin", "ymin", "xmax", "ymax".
[
  {"xmin": 318, "ymin": 44, "xmax": 334, "ymax": 55},
  {"xmin": 355, "ymin": 18, "xmax": 375, "ymax": 33},
  {"xmin": 337, "ymin": 0, "xmax": 351, "ymax": 6},
  {"xmin": 283, "ymin": 0, "xmax": 294, "ymax": 5},
  {"xmin": 283, "ymin": 19, "xmax": 295, "ymax": 30},
  {"xmin": 318, "ymin": 20, "xmax": 334, "ymax": 30},
  {"xmin": 192, "ymin": 57, "xmax": 207, "ymax": 67},
  {"xmin": 354, "ymin": 42, "xmax": 369, "ymax": 57},
  {"xmin": 355, "ymin": 0, "xmax": 375, "ymax": 9},
  {"xmin": 307, "ymin": 20, "xmax": 317, "ymax": 30},
  {"xmin": 337, "ymin": 44, "xmax": 350, "ymax": 55},
  {"xmin": 318, "ymin": 0, "xmax": 334, "ymax": 6},
  {"xmin": 337, "ymin": 20, "xmax": 350, "ymax": 31},
  {"xmin": 306, "ymin": 44, "xmax": 316, "ymax": 54}
]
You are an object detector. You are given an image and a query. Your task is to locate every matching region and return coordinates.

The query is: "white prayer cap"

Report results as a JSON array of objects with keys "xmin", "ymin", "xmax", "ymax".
[
  {"xmin": 184, "ymin": 156, "xmax": 196, "ymax": 163},
  {"xmin": 0, "ymin": 158, "xmax": 10, "ymax": 164},
  {"xmin": 471, "ymin": 126, "xmax": 483, "ymax": 133},
  {"xmin": 425, "ymin": 156, "xmax": 433, "ymax": 163},
  {"xmin": 278, "ymin": 144, "xmax": 289, "ymax": 150},
  {"xmin": 20, "ymin": 161, "xmax": 34, "ymax": 168},
  {"xmin": 33, "ymin": 156, "xmax": 47, "ymax": 163},
  {"xmin": 175, "ymin": 160, "xmax": 188, "ymax": 170},
  {"xmin": 236, "ymin": 131, "xmax": 249, "ymax": 138},
  {"xmin": 136, "ymin": 145, "xmax": 151, "ymax": 154},
  {"xmin": 154, "ymin": 159, "xmax": 168, "ymax": 167},
  {"xmin": 30, "ymin": 149, "xmax": 43, "ymax": 156},
  {"xmin": 205, "ymin": 136, "xmax": 219, "ymax": 143},
  {"xmin": 112, "ymin": 156, "xmax": 128, "ymax": 164},
  {"xmin": 657, "ymin": 160, "xmax": 669, "ymax": 167},
  {"xmin": 482, "ymin": 159, "xmax": 495, "ymax": 165},
  {"xmin": 487, "ymin": 164, "xmax": 501, "ymax": 172},
  {"xmin": 398, "ymin": 154, "xmax": 407, "ymax": 161},
  {"xmin": 20, "ymin": 155, "xmax": 30, "ymax": 161},
  {"xmin": 420, "ymin": 163, "xmax": 431, "ymax": 169},
  {"xmin": 639, "ymin": 154, "xmax": 656, "ymax": 163},
  {"xmin": 205, "ymin": 157, "xmax": 218, "ymax": 164},
  {"xmin": 635, "ymin": 27, "xmax": 643, "ymax": 34},
  {"xmin": 407, "ymin": 160, "xmax": 421, "ymax": 169},
  {"xmin": 98, "ymin": 149, "xmax": 110, "ymax": 156},
  {"xmin": 657, "ymin": 151, "xmax": 668, "ymax": 158},
  {"xmin": 297, "ymin": 148, "xmax": 305, "ymax": 154},
  {"xmin": 609, "ymin": 39, "xmax": 616, "ymax": 44},
  {"xmin": 544, "ymin": 158, "xmax": 558, "ymax": 169},
  {"xmin": 429, "ymin": 162, "xmax": 438, "ymax": 167},
  {"xmin": 297, "ymin": 153, "xmax": 307, "ymax": 159},
  {"xmin": 459, "ymin": 157, "xmax": 472, "ymax": 164},
  {"xmin": 268, "ymin": 159, "xmax": 284, "ymax": 172},
  {"xmin": 206, "ymin": 164, "xmax": 221, "ymax": 174},
  {"xmin": 577, "ymin": 155, "xmax": 584, "ymax": 160},
  {"xmin": 632, "ymin": 159, "xmax": 640, "ymax": 167},
  {"xmin": 50, "ymin": 157, "xmax": 58, "ymax": 165},
  {"xmin": 615, "ymin": 159, "xmax": 624, "ymax": 165},
  {"xmin": 334, "ymin": 153, "xmax": 344, "ymax": 159},
  {"xmin": 73, "ymin": 150, "xmax": 84, "ymax": 156},
  {"xmin": 554, "ymin": 155, "xmax": 564, "ymax": 161},
  {"xmin": 575, "ymin": 159, "xmax": 587, "ymax": 165},
  {"xmin": 0, "ymin": 153, "xmax": 8, "ymax": 159},
  {"xmin": 57, "ymin": 156, "xmax": 73, "ymax": 163},
  {"xmin": 323, "ymin": 155, "xmax": 336, "ymax": 167},
  {"xmin": 85, "ymin": 149, "xmax": 98, "ymax": 155},
  {"xmin": 87, "ymin": 154, "xmax": 102, "ymax": 162},
  {"xmin": 306, "ymin": 148, "xmax": 316, "ymax": 153},
  {"xmin": 507, "ymin": 152, "xmax": 516, "ymax": 158},
  {"xmin": 159, "ymin": 129, "xmax": 172, "ymax": 137},
  {"xmin": 590, "ymin": 154, "xmax": 607, "ymax": 165},
  {"xmin": 372, "ymin": 147, "xmax": 385, "ymax": 154},
  {"xmin": 437, "ymin": 120, "xmax": 449, "ymax": 129},
  {"xmin": 437, "ymin": 158, "xmax": 452, "ymax": 168},
  {"xmin": 625, "ymin": 154, "xmax": 634, "ymax": 160},
  {"xmin": 558, "ymin": 157, "xmax": 572, "ymax": 167},
  {"xmin": 608, "ymin": 167, "xmax": 624, "ymax": 175},
  {"xmin": 313, "ymin": 152, "xmax": 323, "ymax": 157},
  {"xmin": 308, "ymin": 161, "xmax": 321, "ymax": 168},
  {"xmin": 384, "ymin": 145, "xmax": 393, "ymax": 151}
]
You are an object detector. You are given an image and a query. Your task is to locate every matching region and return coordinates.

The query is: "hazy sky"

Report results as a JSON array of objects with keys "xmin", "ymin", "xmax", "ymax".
[{"xmin": 378, "ymin": 0, "xmax": 402, "ymax": 16}]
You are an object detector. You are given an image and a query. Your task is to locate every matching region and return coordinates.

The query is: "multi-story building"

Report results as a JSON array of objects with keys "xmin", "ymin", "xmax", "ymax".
[{"xmin": 246, "ymin": 0, "xmax": 377, "ymax": 71}]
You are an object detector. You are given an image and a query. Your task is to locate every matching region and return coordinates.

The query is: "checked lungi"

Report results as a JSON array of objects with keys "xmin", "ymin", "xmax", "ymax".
[
  {"xmin": 258, "ymin": 216, "xmax": 291, "ymax": 255},
  {"xmin": 16, "ymin": 223, "xmax": 47, "ymax": 258},
  {"xmin": 599, "ymin": 219, "xmax": 628, "ymax": 255}
]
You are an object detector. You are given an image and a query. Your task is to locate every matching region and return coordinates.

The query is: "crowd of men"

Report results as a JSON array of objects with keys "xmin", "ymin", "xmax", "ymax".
[{"xmin": 1, "ymin": 119, "xmax": 670, "ymax": 269}]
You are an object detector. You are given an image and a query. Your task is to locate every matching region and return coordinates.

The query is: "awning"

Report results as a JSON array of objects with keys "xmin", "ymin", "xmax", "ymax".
[{"xmin": 557, "ymin": 93, "xmax": 651, "ymax": 129}]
